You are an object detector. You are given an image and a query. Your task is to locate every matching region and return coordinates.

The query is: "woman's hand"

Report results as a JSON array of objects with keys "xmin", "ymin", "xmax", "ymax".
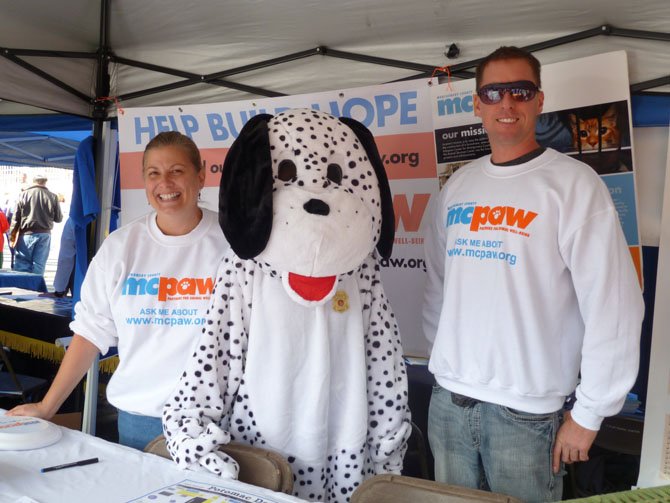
[
  {"xmin": 6, "ymin": 401, "xmax": 55, "ymax": 420},
  {"xmin": 6, "ymin": 335, "xmax": 100, "ymax": 422}
]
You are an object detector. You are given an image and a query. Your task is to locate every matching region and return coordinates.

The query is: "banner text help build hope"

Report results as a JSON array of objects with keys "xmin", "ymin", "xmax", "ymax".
[{"xmin": 129, "ymin": 92, "xmax": 419, "ymax": 145}]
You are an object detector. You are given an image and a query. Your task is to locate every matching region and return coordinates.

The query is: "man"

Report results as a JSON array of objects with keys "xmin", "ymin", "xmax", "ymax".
[
  {"xmin": 10, "ymin": 174, "xmax": 63, "ymax": 276},
  {"xmin": 422, "ymin": 46, "xmax": 643, "ymax": 502}
]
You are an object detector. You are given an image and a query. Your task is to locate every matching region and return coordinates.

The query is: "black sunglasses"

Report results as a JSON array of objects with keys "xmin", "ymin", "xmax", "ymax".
[{"xmin": 476, "ymin": 80, "xmax": 540, "ymax": 105}]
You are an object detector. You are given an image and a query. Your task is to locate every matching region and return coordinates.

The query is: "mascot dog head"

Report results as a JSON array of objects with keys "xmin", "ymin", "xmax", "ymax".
[{"xmin": 219, "ymin": 109, "xmax": 394, "ymax": 304}]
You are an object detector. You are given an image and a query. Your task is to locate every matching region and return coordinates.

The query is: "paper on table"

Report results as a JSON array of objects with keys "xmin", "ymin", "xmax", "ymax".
[
  {"xmin": 128, "ymin": 479, "xmax": 304, "ymax": 503},
  {"xmin": 403, "ymin": 355, "xmax": 429, "ymax": 366}
]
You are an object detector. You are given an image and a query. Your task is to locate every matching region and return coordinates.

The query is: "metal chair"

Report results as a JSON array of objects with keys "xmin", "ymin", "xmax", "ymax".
[
  {"xmin": 0, "ymin": 345, "xmax": 48, "ymax": 405},
  {"xmin": 403, "ymin": 420, "xmax": 431, "ymax": 479},
  {"xmin": 144, "ymin": 434, "xmax": 294, "ymax": 495},
  {"xmin": 351, "ymin": 474, "xmax": 523, "ymax": 503}
]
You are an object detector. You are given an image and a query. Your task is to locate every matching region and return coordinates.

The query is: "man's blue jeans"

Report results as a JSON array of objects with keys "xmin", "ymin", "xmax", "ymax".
[
  {"xmin": 117, "ymin": 410, "xmax": 164, "ymax": 451},
  {"xmin": 428, "ymin": 384, "xmax": 564, "ymax": 503},
  {"xmin": 14, "ymin": 233, "xmax": 51, "ymax": 275}
]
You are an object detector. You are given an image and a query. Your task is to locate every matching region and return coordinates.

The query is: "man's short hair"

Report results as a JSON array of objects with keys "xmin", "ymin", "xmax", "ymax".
[
  {"xmin": 475, "ymin": 46, "xmax": 542, "ymax": 90},
  {"xmin": 33, "ymin": 174, "xmax": 48, "ymax": 184}
]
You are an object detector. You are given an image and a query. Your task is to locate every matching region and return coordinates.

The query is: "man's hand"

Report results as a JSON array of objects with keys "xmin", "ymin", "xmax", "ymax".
[
  {"xmin": 9, "ymin": 227, "xmax": 19, "ymax": 248},
  {"xmin": 552, "ymin": 410, "xmax": 598, "ymax": 473}
]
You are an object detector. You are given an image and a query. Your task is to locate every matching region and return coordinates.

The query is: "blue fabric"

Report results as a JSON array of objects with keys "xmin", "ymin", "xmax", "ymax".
[
  {"xmin": 109, "ymin": 142, "xmax": 121, "ymax": 233},
  {"xmin": 0, "ymin": 270, "xmax": 47, "ymax": 292},
  {"xmin": 632, "ymin": 95, "xmax": 670, "ymax": 127},
  {"xmin": 117, "ymin": 409, "xmax": 163, "ymax": 451},
  {"xmin": 53, "ymin": 217, "xmax": 76, "ymax": 293},
  {"xmin": 0, "ymin": 114, "xmax": 92, "ymax": 132},
  {"xmin": 428, "ymin": 385, "xmax": 563, "ymax": 503},
  {"xmin": 69, "ymin": 136, "xmax": 99, "ymax": 308},
  {"xmin": 14, "ymin": 233, "xmax": 51, "ymax": 276}
]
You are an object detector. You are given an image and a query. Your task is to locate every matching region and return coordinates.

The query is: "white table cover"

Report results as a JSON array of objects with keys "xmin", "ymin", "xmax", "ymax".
[{"xmin": 0, "ymin": 414, "xmax": 309, "ymax": 503}]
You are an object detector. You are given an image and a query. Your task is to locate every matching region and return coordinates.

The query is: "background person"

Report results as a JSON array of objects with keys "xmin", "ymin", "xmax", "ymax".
[
  {"xmin": 422, "ymin": 46, "xmax": 644, "ymax": 502},
  {"xmin": 9, "ymin": 174, "xmax": 63, "ymax": 276},
  {"xmin": 0, "ymin": 208, "xmax": 9, "ymax": 268},
  {"xmin": 2, "ymin": 197, "xmax": 16, "ymax": 268},
  {"xmin": 8, "ymin": 132, "xmax": 230, "ymax": 450}
]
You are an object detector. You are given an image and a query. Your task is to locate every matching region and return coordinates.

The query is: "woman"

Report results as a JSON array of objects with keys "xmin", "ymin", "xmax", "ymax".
[{"xmin": 8, "ymin": 131, "xmax": 229, "ymax": 450}]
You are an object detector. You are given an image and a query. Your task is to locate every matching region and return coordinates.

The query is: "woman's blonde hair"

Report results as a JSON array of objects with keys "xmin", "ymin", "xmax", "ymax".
[{"xmin": 142, "ymin": 131, "xmax": 202, "ymax": 172}]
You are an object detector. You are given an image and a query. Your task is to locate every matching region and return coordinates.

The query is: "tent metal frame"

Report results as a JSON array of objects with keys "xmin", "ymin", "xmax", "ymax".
[
  {"xmin": 0, "ymin": 20, "xmax": 668, "ymax": 119},
  {"xmin": 0, "ymin": 133, "xmax": 79, "ymax": 166}
]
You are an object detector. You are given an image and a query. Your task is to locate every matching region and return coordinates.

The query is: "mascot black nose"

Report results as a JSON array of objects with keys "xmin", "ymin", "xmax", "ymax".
[{"xmin": 303, "ymin": 198, "xmax": 330, "ymax": 216}]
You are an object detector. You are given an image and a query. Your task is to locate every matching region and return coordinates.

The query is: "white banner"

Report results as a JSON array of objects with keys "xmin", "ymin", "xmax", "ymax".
[
  {"xmin": 119, "ymin": 79, "xmax": 438, "ymax": 356},
  {"xmin": 118, "ymin": 50, "xmax": 640, "ymax": 358}
]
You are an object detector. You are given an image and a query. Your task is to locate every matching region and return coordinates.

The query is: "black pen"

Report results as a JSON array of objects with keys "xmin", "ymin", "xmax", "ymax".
[{"xmin": 40, "ymin": 457, "xmax": 99, "ymax": 473}]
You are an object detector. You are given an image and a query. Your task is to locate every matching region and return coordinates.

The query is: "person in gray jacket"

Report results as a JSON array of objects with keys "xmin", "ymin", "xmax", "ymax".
[{"xmin": 10, "ymin": 174, "xmax": 63, "ymax": 276}]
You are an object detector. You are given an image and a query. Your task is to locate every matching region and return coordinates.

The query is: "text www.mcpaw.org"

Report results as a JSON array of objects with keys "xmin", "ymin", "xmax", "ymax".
[
  {"xmin": 126, "ymin": 316, "xmax": 206, "ymax": 326},
  {"xmin": 447, "ymin": 246, "xmax": 517, "ymax": 266}
]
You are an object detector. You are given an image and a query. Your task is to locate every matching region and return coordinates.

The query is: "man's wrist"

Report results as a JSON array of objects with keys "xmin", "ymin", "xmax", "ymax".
[{"xmin": 569, "ymin": 402, "xmax": 602, "ymax": 431}]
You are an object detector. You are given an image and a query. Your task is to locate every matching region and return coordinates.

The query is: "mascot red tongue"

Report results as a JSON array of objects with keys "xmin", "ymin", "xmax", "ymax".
[
  {"xmin": 287, "ymin": 273, "xmax": 337, "ymax": 302},
  {"xmin": 163, "ymin": 109, "xmax": 411, "ymax": 503}
]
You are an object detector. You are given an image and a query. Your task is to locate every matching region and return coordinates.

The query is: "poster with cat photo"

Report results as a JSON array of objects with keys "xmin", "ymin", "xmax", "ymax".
[
  {"xmin": 538, "ymin": 100, "xmax": 632, "ymax": 175},
  {"xmin": 536, "ymin": 100, "xmax": 639, "ymax": 254}
]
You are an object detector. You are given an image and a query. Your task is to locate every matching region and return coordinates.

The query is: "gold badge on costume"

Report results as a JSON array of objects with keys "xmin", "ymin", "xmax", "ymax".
[{"xmin": 332, "ymin": 290, "xmax": 349, "ymax": 313}]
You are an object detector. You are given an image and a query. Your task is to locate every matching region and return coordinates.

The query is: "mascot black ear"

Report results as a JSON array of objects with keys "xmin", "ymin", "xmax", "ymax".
[
  {"xmin": 219, "ymin": 113, "xmax": 274, "ymax": 259},
  {"xmin": 339, "ymin": 117, "xmax": 395, "ymax": 258}
]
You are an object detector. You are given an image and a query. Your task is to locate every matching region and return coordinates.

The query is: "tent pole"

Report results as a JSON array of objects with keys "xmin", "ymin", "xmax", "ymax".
[
  {"xmin": 113, "ymin": 48, "xmax": 324, "ymax": 101},
  {"xmin": 118, "ymin": 76, "xmax": 284, "ymax": 103},
  {"xmin": 7, "ymin": 49, "xmax": 96, "ymax": 59},
  {"xmin": 631, "ymin": 76, "xmax": 670, "ymax": 94},
  {"xmin": 609, "ymin": 27, "xmax": 670, "ymax": 42},
  {"xmin": 82, "ymin": 0, "xmax": 112, "ymax": 438},
  {"xmin": 390, "ymin": 24, "xmax": 669, "ymax": 88},
  {"xmin": 0, "ymin": 50, "xmax": 91, "ymax": 103}
]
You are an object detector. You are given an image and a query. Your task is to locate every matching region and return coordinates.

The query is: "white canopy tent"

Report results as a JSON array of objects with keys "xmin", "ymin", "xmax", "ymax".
[{"xmin": 0, "ymin": 0, "xmax": 668, "ymax": 119}]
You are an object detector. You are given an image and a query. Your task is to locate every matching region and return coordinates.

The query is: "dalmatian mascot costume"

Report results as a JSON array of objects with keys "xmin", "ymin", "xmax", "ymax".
[{"xmin": 163, "ymin": 109, "xmax": 411, "ymax": 503}]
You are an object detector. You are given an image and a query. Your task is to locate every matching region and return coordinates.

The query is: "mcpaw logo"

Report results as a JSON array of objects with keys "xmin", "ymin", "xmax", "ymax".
[
  {"xmin": 436, "ymin": 92, "xmax": 474, "ymax": 116},
  {"xmin": 447, "ymin": 204, "xmax": 537, "ymax": 234},
  {"xmin": 122, "ymin": 274, "xmax": 214, "ymax": 301}
]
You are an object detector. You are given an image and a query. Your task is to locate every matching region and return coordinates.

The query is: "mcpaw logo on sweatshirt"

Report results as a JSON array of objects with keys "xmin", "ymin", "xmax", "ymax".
[
  {"xmin": 447, "ymin": 202, "xmax": 537, "ymax": 237},
  {"xmin": 122, "ymin": 273, "xmax": 215, "ymax": 301}
]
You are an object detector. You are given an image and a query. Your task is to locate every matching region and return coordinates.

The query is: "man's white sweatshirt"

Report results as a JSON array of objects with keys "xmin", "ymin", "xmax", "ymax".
[{"xmin": 423, "ymin": 149, "xmax": 644, "ymax": 430}]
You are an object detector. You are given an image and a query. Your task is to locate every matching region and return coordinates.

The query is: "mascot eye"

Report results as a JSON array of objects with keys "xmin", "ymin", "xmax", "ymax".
[
  {"xmin": 277, "ymin": 160, "xmax": 297, "ymax": 181},
  {"xmin": 327, "ymin": 163, "xmax": 343, "ymax": 184}
]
